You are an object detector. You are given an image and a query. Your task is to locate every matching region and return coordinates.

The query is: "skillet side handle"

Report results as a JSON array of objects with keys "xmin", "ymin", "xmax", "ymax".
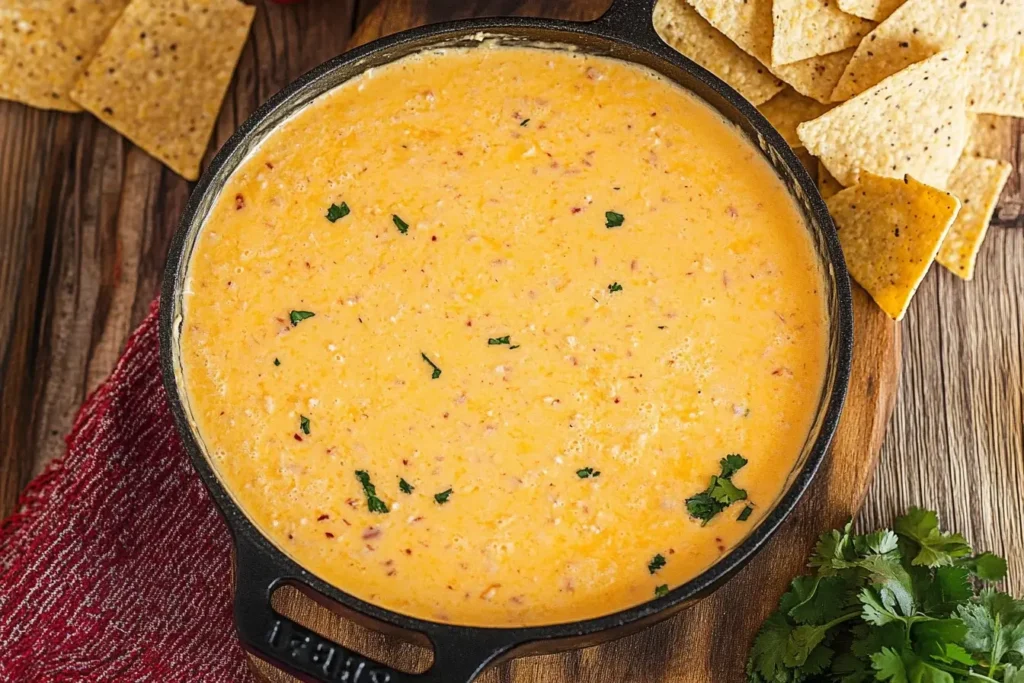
[
  {"xmin": 233, "ymin": 534, "xmax": 510, "ymax": 683},
  {"xmin": 591, "ymin": 0, "xmax": 662, "ymax": 43}
]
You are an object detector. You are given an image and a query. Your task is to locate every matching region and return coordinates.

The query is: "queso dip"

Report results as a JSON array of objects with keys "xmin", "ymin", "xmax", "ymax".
[{"xmin": 180, "ymin": 46, "xmax": 828, "ymax": 627}]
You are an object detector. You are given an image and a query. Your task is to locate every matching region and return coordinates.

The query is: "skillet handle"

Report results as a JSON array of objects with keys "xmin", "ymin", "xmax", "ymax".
[
  {"xmin": 233, "ymin": 534, "xmax": 510, "ymax": 683},
  {"xmin": 591, "ymin": 0, "xmax": 662, "ymax": 43}
]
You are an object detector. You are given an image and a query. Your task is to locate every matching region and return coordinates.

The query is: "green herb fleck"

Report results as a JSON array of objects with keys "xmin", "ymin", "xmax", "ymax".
[
  {"xmin": 354, "ymin": 470, "xmax": 389, "ymax": 514},
  {"xmin": 605, "ymin": 211, "xmax": 625, "ymax": 228},
  {"xmin": 738, "ymin": 505, "xmax": 753, "ymax": 522},
  {"xmin": 648, "ymin": 554, "xmax": 666, "ymax": 574},
  {"xmin": 300, "ymin": 415, "xmax": 310, "ymax": 435},
  {"xmin": 393, "ymin": 214, "xmax": 409, "ymax": 234},
  {"xmin": 434, "ymin": 488, "xmax": 453, "ymax": 505},
  {"xmin": 685, "ymin": 454, "xmax": 748, "ymax": 525},
  {"xmin": 326, "ymin": 202, "xmax": 350, "ymax": 222},
  {"xmin": 577, "ymin": 467, "xmax": 600, "ymax": 479},
  {"xmin": 420, "ymin": 352, "xmax": 442, "ymax": 379},
  {"xmin": 520, "ymin": 118, "xmax": 530, "ymax": 127},
  {"xmin": 273, "ymin": 358, "xmax": 281, "ymax": 366},
  {"xmin": 509, "ymin": 345, "xmax": 520, "ymax": 350},
  {"xmin": 399, "ymin": 478, "xmax": 414, "ymax": 494},
  {"xmin": 289, "ymin": 310, "xmax": 315, "ymax": 326},
  {"xmin": 488, "ymin": 336, "xmax": 511, "ymax": 345},
  {"xmin": 654, "ymin": 584, "xmax": 669, "ymax": 598},
  {"xmin": 608, "ymin": 282, "xmax": 623, "ymax": 293}
]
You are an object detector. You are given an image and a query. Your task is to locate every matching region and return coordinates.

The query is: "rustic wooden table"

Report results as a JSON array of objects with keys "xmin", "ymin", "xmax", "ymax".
[{"xmin": 1, "ymin": 0, "xmax": 1021, "ymax": 679}]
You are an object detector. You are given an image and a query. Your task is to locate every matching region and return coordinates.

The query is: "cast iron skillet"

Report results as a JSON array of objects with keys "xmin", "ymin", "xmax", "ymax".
[{"xmin": 158, "ymin": 0, "xmax": 854, "ymax": 680}]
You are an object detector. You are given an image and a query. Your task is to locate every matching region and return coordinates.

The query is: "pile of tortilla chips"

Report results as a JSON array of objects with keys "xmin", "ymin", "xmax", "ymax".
[
  {"xmin": 655, "ymin": 0, "xmax": 1020, "ymax": 320},
  {"xmin": 0, "ymin": 0, "xmax": 255, "ymax": 180}
]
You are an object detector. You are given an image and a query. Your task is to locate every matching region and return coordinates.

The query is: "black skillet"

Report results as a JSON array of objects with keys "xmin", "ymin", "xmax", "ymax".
[{"xmin": 158, "ymin": 0, "xmax": 854, "ymax": 680}]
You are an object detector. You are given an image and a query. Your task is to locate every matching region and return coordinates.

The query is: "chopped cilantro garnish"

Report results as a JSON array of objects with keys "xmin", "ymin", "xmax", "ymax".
[
  {"xmin": 654, "ymin": 584, "xmax": 669, "ymax": 598},
  {"xmin": 577, "ymin": 467, "xmax": 600, "ymax": 479},
  {"xmin": 420, "ymin": 352, "xmax": 442, "ymax": 379},
  {"xmin": 399, "ymin": 478, "xmax": 414, "ymax": 494},
  {"xmin": 648, "ymin": 554, "xmax": 666, "ymax": 574},
  {"xmin": 605, "ymin": 211, "xmax": 625, "ymax": 228},
  {"xmin": 520, "ymin": 118, "xmax": 530, "ymax": 126},
  {"xmin": 273, "ymin": 358, "xmax": 281, "ymax": 366},
  {"xmin": 289, "ymin": 310, "xmax": 315, "ymax": 326},
  {"xmin": 392, "ymin": 214, "xmax": 409, "ymax": 234},
  {"xmin": 738, "ymin": 505, "xmax": 754, "ymax": 522},
  {"xmin": 608, "ymin": 282, "xmax": 623, "ymax": 293},
  {"xmin": 488, "ymin": 336, "xmax": 511, "ymax": 345},
  {"xmin": 434, "ymin": 488, "xmax": 453, "ymax": 505},
  {"xmin": 354, "ymin": 470, "xmax": 389, "ymax": 514},
  {"xmin": 299, "ymin": 415, "xmax": 310, "ymax": 435},
  {"xmin": 685, "ymin": 454, "xmax": 748, "ymax": 525},
  {"xmin": 326, "ymin": 202, "xmax": 350, "ymax": 222},
  {"xmin": 509, "ymin": 345, "xmax": 520, "ymax": 350}
]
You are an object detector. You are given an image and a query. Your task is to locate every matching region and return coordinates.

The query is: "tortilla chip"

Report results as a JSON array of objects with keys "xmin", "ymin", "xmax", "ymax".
[
  {"xmin": 836, "ymin": 0, "xmax": 906, "ymax": 22},
  {"xmin": 685, "ymin": 0, "xmax": 855, "ymax": 103},
  {"xmin": 827, "ymin": 173, "xmax": 960, "ymax": 320},
  {"xmin": 771, "ymin": 0, "xmax": 874, "ymax": 66},
  {"xmin": 797, "ymin": 49, "xmax": 969, "ymax": 189},
  {"xmin": 829, "ymin": 0, "xmax": 1024, "ymax": 115},
  {"xmin": 653, "ymin": 0, "xmax": 784, "ymax": 105},
  {"xmin": 795, "ymin": 147, "xmax": 818, "ymax": 175},
  {"xmin": 818, "ymin": 161, "xmax": 844, "ymax": 199},
  {"xmin": 757, "ymin": 88, "xmax": 833, "ymax": 147},
  {"xmin": 937, "ymin": 156, "xmax": 1011, "ymax": 280},
  {"xmin": 0, "ymin": 0, "xmax": 129, "ymax": 111},
  {"xmin": 965, "ymin": 114, "xmax": 1015, "ymax": 159},
  {"xmin": 69, "ymin": 0, "xmax": 254, "ymax": 180}
]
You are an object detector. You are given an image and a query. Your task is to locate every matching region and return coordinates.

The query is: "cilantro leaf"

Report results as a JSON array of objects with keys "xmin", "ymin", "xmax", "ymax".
[
  {"xmin": 520, "ymin": 118, "xmax": 530, "ymax": 126},
  {"xmin": 654, "ymin": 584, "xmax": 669, "ymax": 598},
  {"xmin": 780, "ymin": 575, "xmax": 850, "ymax": 625},
  {"xmin": 719, "ymin": 453, "xmax": 748, "ymax": 479},
  {"xmin": 354, "ymin": 470, "xmax": 389, "ymax": 514},
  {"xmin": 960, "ymin": 552, "xmax": 1009, "ymax": 582},
  {"xmin": 605, "ymin": 211, "xmax": 625, "ymax": 228},
  {"xmin": 289, "ymin": 310, "xmax": 315, "ymax": 326},
  {"xmin": 326, "ymin": 202, "xmax": 350, "ymax": 222},
  {"xmin": 894, "ymin": 507, "xmax": 972, "ymax": 567},
  {"xmin": 709, "ymin": 475, "xmax": 747, "ymax": 505},
  {"xmin": 420, "ymin": 352, "xmax": 442, "ymax": 379},
  {"xmin": 299, "ymin": 415, "xmax": 310, "ymax": 435},
  {"xmin": 398, "ymin": 478, "xmax": 413, "ymax": 494},
  {"xmin": 434, "ymin": 488, "xmax": 453, "ymax": 505},
  {"xmin": 871, "ymin": 647, "xmax": 908, "ymax": 683},
  {"xmin": 747, "ymin": 611, "xmax": 793, "ymax": 681},
  {"xmin": 488, "ymin": 336, "xmax": 511, "ymax": 345},
  {"xmin": 685, "ymin": 492, "xmax": 724, "ymax": 525},
  {"xmin": 392, "ymin": 214, "xmax": 409, "ymax": 234},
  {"xmin": 576, "ymin": 467, "xmax": 600, "ymax": 479},
  {"xmin": 648, "ymin": 554, "xmax": 666, "ymax": 574},
  {"xmin": 608, "ymin": 282, "xmax": 623, "ymax": 293},
  {"xmin": 957, "ymin": 589, "xmax": 1024, "ymax": 669},
  {"xmin": 738, "ymin": 505, "xmax": 753, "ymax": 521}
]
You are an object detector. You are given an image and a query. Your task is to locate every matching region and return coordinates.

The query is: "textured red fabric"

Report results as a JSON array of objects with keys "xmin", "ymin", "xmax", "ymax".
[{"xmin": 0, "ymin": 300, "xmax": 255, "ymax": 682}]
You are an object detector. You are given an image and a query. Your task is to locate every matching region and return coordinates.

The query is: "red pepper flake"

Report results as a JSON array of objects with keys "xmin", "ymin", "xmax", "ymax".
[
  {"xmin": 324, "ymin": 532, "xmax": 334, "ymax": 539},
  {"xmin": 265, "ymin": 161, "xmax": 274, "ymax": 169},
  {"xmin": 443, "ymin": 412, "xmax": 449, "ymax": 419},
  {"xmin": 431, "ymin": 235, "xmax": 437, "ymax": 241},
  {"xmin": 287, "ymin": 534, "xmax": 293, "ymax": 540},
  {"xmin": 726, "ymin": 205, "xmax": 739, "ymax": 218},
  {"xmin": 362, "ymin": 527, "xmax": 382, "ymax": 540},
  {"xmin": 345, "ymin": 498, "xmax": 359, "ymax": 509},
  {"xmin": 293, "ymin": 434, "xmax": 303, "ymax": 442},
  {"xmin": 772, "ymin": 367, "xmax": 794, "ymax": 377},
  {"xmin": 613, "ymin": 397, "xmax": 621, "ymax": 404},
  {"xmin": 404, "ymin": 548, "xmax": 413, "ymax": 555},
  {"xmin": 571, "ymin": 207, "xmax": 582, "ymax": 214},
  {"xmin": 316, "ymin": 514, "xmax": 329, "ymax": 522},
  {"xmin": 234, "ymin": 193, "xmax": 245, "ymax": 210},
  {"xmin": 342, "ymin": 518, "xmax": 351, "ymax": 526}
]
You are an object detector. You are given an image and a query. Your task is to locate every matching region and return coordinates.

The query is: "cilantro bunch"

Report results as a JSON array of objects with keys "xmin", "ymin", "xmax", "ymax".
[{"xmin": 747, "ymin": 507, "xmax": 1022, "ymax": 682}]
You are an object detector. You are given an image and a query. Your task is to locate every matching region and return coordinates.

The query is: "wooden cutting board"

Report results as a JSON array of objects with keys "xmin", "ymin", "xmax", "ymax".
[{"xmin": 251, "ymin": 1, "xmax": 902, "ymax": 681}]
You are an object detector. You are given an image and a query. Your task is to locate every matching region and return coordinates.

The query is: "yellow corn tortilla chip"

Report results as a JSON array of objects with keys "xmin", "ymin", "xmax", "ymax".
[
  {"xmin": 653, "ymin": 0, "xmax": 784, "ymax": 105},
  {"xmin": 937, "ymin": 156, "xmax": 1011, "ymax": 280},
  {"xmin": 836, "ymin": 0, "xmax": 906, "ymax": 22},
  {"xmin": 795, "ymin": 147, "xmax": 818, "ymax": 175},
  {"xmin": 685, "ymin": 0, "xmax": 855, "ymax": 103},
  {"xmin": 0, "ymin": 0, "xmax": 129, "ymax": 111},
  {"xmin": 818, "ymin": 161, "xmax": 844, "ymax": 199},
  {"xmin": 827, "ymin": 173, "xmax": 960, "ymax": 320},
  {"xmin": 69, "ymin": 0, "xmax": 254, "ymax": 180},
  {"xmin": 797, "ymin": 49, "xmax": 969, "ymax": 189},
  {"xmin": 829, "ymin": 0, "xmax": 1024, "ymax": 115},
  {"xmin": 965, "ymin": 114, "xmax": 1014, "ymax": 159},
  {"xmin": 757, "ymin": 88, "xmax": 833, "ymax": 147},
  {"xmin": 771, "ymin": 0, "xmax": 874, "ymax": 66}
]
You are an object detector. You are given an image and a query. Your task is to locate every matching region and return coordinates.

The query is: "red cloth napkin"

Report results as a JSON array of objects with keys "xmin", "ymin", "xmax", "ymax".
[{"xmin": 0, "ymin": 300, "xmax": 255, "ymax": 682}]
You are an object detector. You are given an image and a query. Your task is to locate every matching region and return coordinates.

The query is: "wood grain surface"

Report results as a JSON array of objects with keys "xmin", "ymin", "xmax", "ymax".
[{"xmin": 0, "ymin": 1, "xmax": 1017, "ymax": 681}]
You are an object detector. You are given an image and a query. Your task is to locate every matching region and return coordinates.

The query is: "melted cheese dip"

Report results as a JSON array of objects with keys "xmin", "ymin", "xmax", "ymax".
[{"xmin": 180, "ymin": 46, "xmax": 828, "ymax": 627}]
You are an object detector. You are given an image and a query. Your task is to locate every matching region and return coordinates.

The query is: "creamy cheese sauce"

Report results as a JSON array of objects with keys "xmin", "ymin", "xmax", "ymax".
[{"xmin": 180, "ymin": 45, "xmax": 828, "ymax": 627}]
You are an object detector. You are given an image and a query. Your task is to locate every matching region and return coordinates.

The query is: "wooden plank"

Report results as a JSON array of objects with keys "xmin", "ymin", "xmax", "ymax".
[
  {"xmin": 252, "ymin": 2, "xmax": 901, "ymax": 682},
  {"xmin": 0, "ymin": 0, "xmax": 360, "ymax": 514}
]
